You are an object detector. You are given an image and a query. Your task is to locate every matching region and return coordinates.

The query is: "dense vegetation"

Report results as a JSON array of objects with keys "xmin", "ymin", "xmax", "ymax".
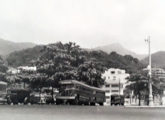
[
  {"xmin": 124, "ymin": 70, "xmax": 163, "ymax": 105},
  {"xmin": 35, "ymin": 42, "xmax": 105, "ymax": 88},
  {"xmin": 87, "ymin": 51, "xmax": 144, "ymax": 74},
  {"xmin": 6, "ymin": 43, "xmax": 144, "ymax": 74},
  {"xmin": 7, "ymin": 46, "xmax": 43, "ymax": 67},
  {"xmin": 5, "ymin": 42, "xmax": 144, "ymax": 89},
  {"xmin": 0, "ymin": 56, "xmax": 8, "ymax": 82},
  {"xmin": 5, "ymin": 42, "xmax": 146, "ymax": 89}
]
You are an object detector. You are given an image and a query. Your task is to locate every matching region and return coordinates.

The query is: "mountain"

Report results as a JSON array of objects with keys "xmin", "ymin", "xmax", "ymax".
[
  {"xmin": 0, "ymin": 38, "xmax": 36, "ymax": 56},
  {"xmin": 93, "ymin": 43, "xmax": 146, "ymax": 60},
  {"xmin": 6, "ymin": 45, "xmax": 44, "ymax": 67},
  {"xmin": 141, "ymin": 51, "xmax": 165, "ymax": 68},
  {"xmin": 7, "ymin": 42, "xmax": 144, "ymax": 74}
]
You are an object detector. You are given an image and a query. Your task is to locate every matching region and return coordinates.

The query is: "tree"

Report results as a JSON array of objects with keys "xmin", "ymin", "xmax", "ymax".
[
  {"xmin": 36, "ymin": 42, "xmax": 105, "ymax": 89},
  {"xmin": 29, "ymin": 73, "xmax": 48, "ymax": 90},
  {"xmin": 125, "ymin": 70, "xmax": 163, "ymax": 106},
  {"xmin": 0, "ymin": 56, "xmax": 8, "ymax": 82},
  {"xmin": 77, "ymin": 60, "xmax": 105, "ymax": 87}
]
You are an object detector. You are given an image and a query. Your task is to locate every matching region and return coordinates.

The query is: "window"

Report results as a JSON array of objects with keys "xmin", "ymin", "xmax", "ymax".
[
  {"xmin": 111, "ymin": 84, "xmax": 119, "ymax": 87},
  {"xmin": 106, "ymin": 96, "xmax": 110, "ymax": 99},
  {"xmin": 111, "ymin": 90, "xmax": 119, "ymax": 92},
  {"xmin": 105, "ymin": 90, "xmax": 110, "ymax": 93},
  {"xmin": 105, "ymin": 84, "xmax": 110, "ymax": 87},
  {"xmin": 118, "ymin": 71, "xmax": 121, "ymax": 74},
  {"xmin": 111, "ymin": 71, "xmax": 115, "ymax": 74},
  {"xmin": 93, "ymin": 91, "xmax": 96, "ymax": 94},
  {"xmin": 113, "ymin": 76, "xmax": 116, "ymax": 80}
]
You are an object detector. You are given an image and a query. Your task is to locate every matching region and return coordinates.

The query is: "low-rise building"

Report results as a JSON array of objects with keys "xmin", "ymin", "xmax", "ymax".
[
  {"xmin": 7, "ymin": 67, "xmax": 21, "ymax": 74},
  {"xmin": 102, "ymin": 68, "xmax": 129, "ymax": 105},
  {"xmin": 152, "ymin": 68, "xmax": 165, "ymax": 80},
  {"xmin": 152, "ymin": 68, "xmax": 165, "ymax": 105},
  {"xmin": 7, "ymin": 66, "xmax": 37, "ymax": 75}
]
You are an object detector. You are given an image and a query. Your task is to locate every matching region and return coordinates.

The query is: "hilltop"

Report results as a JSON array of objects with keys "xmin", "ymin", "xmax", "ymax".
[
  {"xmin": 141, "ymin": 51, "xmax": 165, "ymax": 68},
  {"xmin": 0, "ymin": 38, "xmax": 36, "ymax": 56},
  {"xmin": 93, "ymin": 43, "xmax": 146, "ymax": 60}
]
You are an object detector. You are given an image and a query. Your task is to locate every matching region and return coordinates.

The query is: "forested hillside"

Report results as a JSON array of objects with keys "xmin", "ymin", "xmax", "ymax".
[
  {"xmin": 141, "ymin": 51, "xmax": 165, "ymax": 68},
  {"xmin": 0, "ymin": 38, "xmax": 36, "ymax": 56},
  {"xmin": 6, "ymin": 42, "xmax": 144, "ymax": 74},
  {"xmin": 87, "ymin": 50, "xmax": 144, "ymax": 74},
  {"xmin": 7, "ymin": 46, "xmax": 44, "ymax": 67}
]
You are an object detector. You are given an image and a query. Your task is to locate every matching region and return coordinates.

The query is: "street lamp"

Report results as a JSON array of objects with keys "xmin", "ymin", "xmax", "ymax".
[{"xmin": 145, "ymin": 36, "xmax": 154, "ymax": 106}]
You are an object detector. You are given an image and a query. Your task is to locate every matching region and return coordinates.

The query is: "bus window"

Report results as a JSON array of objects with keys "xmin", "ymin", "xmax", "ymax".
[
  {"xmin": 75, "ymin": 85, "xmax": 79, "ymax": 89},
  {"xmin": 61, "ymin": 84, "xmax": 74, "ymax": 89}
]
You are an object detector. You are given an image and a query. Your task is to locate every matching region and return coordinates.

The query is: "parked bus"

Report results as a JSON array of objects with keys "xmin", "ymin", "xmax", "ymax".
[
  {"xmin": 111, "ymin": 94, "xmax": 124, "ymax": 106},
  {"xmin": 0, "ymin": 81, "xmax": 7, "ymax": 104},
  {"xmin": 6, "ymin": 89, "xmax": 30, "ymax": 104},
  {"xmin": 56, "ymin": 80, "xmax": 105, "ymax": 105}
]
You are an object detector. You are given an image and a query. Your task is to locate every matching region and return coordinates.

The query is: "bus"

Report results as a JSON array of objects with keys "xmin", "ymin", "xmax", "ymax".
[
  {"xmin": 6, "ymin": 89, "xmax": 31, "ymax": 104},
  {"xmin": 56, "ymin": 80, "xmax": 105, "ymax": 105},
  {"xmin": 0, "ymin": 81, "xmax": 7, "ymax": 104}
]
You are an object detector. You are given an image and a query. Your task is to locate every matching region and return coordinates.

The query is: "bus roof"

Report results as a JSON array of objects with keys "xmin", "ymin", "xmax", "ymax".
[
  {"xmin": 7, "ymin": 88, "xmax": 30, "ymax": 92},
  {"xmin": 59, "ymin": 80, "xmax": 105, "ymax": 92}
]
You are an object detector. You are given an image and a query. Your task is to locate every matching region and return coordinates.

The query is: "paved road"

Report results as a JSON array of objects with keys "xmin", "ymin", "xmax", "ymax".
[{"xmin": 0, "ymin": 105, "xmax": 165, "ymax": 120}]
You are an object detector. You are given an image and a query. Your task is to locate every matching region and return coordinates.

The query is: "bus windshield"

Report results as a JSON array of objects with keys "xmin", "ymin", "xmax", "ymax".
[
  {"xmin": 59, "ymin": 84, "xmax": 75, "ymax": 96},
  {"xmin": 0, "ymin": 82, "xmax": 7, "ymax": 93}
]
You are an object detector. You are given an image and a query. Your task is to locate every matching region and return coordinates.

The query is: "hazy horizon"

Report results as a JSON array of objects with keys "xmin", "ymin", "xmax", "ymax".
[{"xmin": 0, "ymin": 0, "xmax": 165, "ymax": 54}]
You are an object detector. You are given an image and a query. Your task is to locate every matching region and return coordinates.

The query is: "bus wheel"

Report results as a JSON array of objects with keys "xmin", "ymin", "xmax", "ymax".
[
  {"xmin": 72, "ymin": 98, "xmax": 78, "ymax": 105},
  {"xmin": 7, "ymin": 101, "xmax": 11, "ymax": 105},
  {"xmin": 99, "ymin": 102, "xmax": 103, "ymax": 106},
  {"xmin": 72, "ymin": 96, "xmax": 80, "ymax": 105},
  {"xmin": 90, "ymin": 102, "xmax": 95, "ymax": 106},
  {"xmin": 84, "ymin": 102, "xmax": 89, "ymax": 106},
  {"xmin": 121, "ymin": 103, "xmax": 124, "ymax": 106},
  {"xmin": 56, "ymin": 99, "xmax": 61, "ymax": 105}
]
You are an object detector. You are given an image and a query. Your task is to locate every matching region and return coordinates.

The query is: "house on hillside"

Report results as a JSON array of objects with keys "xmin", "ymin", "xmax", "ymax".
[
  {"xmin": 7, "ymin": 66, "xmax": 37, "ymax": 89},
  {"xmin": 7, "ymin": 67, "xmax": 21, "ymax": 74},
  {"xmin": 17, "ymin": 66, "xmax": 37, "ymax": 72}
]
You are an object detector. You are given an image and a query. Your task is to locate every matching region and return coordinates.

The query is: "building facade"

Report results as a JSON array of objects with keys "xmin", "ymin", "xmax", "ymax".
[
  {"xmin": 152, "ymin": 68, "xmax": 165, "ymax": 105},
  {"xmin": 152, "ymin": 68, "xmax": 165, "ymax": 79},
  {"xmin": 102, "ymin": 68, "xmax": 129, "ymax": 105}
]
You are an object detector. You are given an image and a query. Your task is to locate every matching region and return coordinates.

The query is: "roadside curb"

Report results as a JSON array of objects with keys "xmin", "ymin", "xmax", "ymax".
[{"xmin": 125, "ymin": 105, "xmax": 165, "ymax": 108}]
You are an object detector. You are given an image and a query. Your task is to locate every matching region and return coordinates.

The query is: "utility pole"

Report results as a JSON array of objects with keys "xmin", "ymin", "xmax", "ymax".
[
  {"xmin": 119, "ymin": 79, "xmax": 121, "ymax": 105},
  {"xmin": 145, "ymin": 36, "xmax": 154, "ymax": 106},
  {"xmin": 119, "ymin": 79, "xmax": 120, "ymax": 96}
]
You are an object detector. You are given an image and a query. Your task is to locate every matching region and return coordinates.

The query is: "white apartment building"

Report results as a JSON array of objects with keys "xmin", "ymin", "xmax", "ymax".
[{"xmin": 102, "ymin": 68, "xmax": 129, "ymax": 105}]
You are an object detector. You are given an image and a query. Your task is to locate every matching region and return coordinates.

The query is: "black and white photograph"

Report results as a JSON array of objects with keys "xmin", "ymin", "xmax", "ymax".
[{"xmin": 0, "ymin": 0, "xmax": 165, "ymax": 120}]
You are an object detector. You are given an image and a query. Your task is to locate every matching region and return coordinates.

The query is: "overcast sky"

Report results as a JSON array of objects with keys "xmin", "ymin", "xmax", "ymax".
[{"xmin": 0, "ymin": 0, "xmax": 165, "ymax": 54}]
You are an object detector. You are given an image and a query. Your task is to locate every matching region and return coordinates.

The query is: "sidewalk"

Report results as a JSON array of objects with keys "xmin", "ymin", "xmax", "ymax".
[{"xmin": 125, "ymin": 104, "xmax": 165, "ymax": 108}]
